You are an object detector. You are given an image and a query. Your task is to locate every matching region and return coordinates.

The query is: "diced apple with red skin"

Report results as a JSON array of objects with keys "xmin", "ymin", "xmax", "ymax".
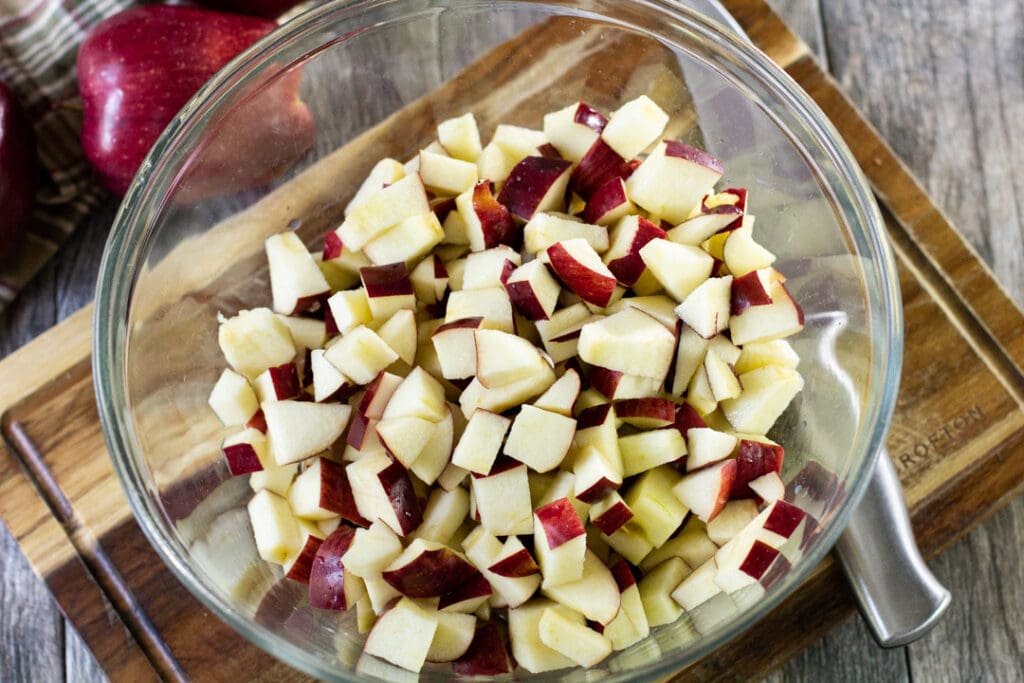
[
  {"xmin": 471, "ymin": 457, "xmax": 533, "ymax": 536},
  {"xmin": 320, "ymin": 239, "xmax": 372, "ymax": 292},
  {"xmin": 380, "ymin": 366, "xmax": 448, "ymax": 422},
  {"xmin": 674, "ymin": 401, "xmax": 708, "ymax": 435},
  {"xmin": 536, "ymin": 471, "xmax": 590, "ymax": 523},
  {"xmin": 335, "ymin": 173, "xmax": 430, "ymax": 251},
  {"xmin": 589, "ymin": 491, "xmax": 634, "ymax": 535},
  {"xmin": 437, "ymin": 571, "xmax": 493, "ymax": 613},
  {"xmin": 342, "ymin": 519, "xmax": 403, "ymax": 578},
  {"xmin": 543, "ymin": 101, "xmax": 607, "ymax": 162},
  {"xmin": 326, "ymin": 288, "xmax": 372, "ymax": 335},
  {"xmin": 580, "ymin": 177, "xmax": 635, "ymax": 226},
  {"xmin": 363, "ymin": 597, "xmax": 439, "ymax": 673},
  {"xmin": 706, "ymin": 499, "xmax": 760, "ymax": 545},
  {"xmin": 247, "ymin": 489, "xmax": 302, "ymax": 564},
  {"xmin": 672, "ymin": 459, "xmax": 737, "ymax": 523},
  {"xmin": 381, "ymin": 538, "xmax": 480, "ymax": 598},
  {"xmin": 509, "ymin": 599, "xmax": 578, "ymax": 673},
  {"xmin": 730, "ymin": 268, "xmax": 773, "ymax": 316},
  {"xmin": 619, "ymin": 428, "xmax": 687, "ymax": 477},
  {"xmin": 346, "ymin": 452, "xmax": 423, "ymax": 536},
  {"xmin": 209, "ymin": 369, "xmax": 259, "ymax": 426},
  {"xmin": 601, "ymin": 558, "xmax": 650, "ymax": 650},
  {"xmin": 265, "ymin": 232, "xmax": 330, "ymax": 316},
  {"xmin": 410, "ymin": 254, "xmax": 449, "ymax": 305},
  {"xmin": 409, "ymin": 486, "xmax": 468, "ymax": 546},
  {"xmin": 734, "ymin": 339, "xmax": 799, "ymax": 374},
  {"xmin": 546, "ymin": 238, "xmax": 617, "ymax": 307},
  {"xmin": 218, "ymin": 308, "xmax": 296, "ymax": 380},
  {"xmin": 589, "ymin": 366, "xmax": 662, "ymax": 400},
  {"xmin": 703, "ymin": 349, "xmax": 742, "ymax": 402},
  {"xmin": 615, "ymin": 397, "xmax": 676, "ymax": 429},
  {"xmin": 602, "ymin": 215, "xmax": 666, "ymax": 286},
  {"xmin": 578, "ymin": 307, "xmax": 677, "ymax": 381},
  {"xmin": 667, "ymin": 205, "xmax": 744, "ymax": 245},
  {"xmin": 541, "ymin": 549, "xmax": 621, "ymax": 625},
  {"xmin": 533, "ymin": 368, "xmax": 581, "ymax": 416},
  {"xmin": 282, "ymin": 520, "xmax": 326, "ymax": 584},
  {"xmin": 288, "ymin": 457, "xmax": 370, "ymax": 525},
  {"xmin": 310, "ymin": 350, "xmax": 353, "ymax": 402},
  {"xmin": 423, "ymin": 610, "xmax": 477, "ymax": 663},
  {"xmin": 572, "ymin": 402, "xmax": 621, "ymax": 461},
  {"xmin": 626, "ymin": 140, "xmax": 724, "ymax": 224},
  {"xmin": 729, "ymin": 438, "xmax": 786, "ymax": 499},
  {"xmin": 452, "ymin": 621, "xmax": 515, "ymax": 675},
  {"xmin": 713, "ymin": 530, "xmax": 781, "ymax": 593},
  {"xmin": 538, "ymin": 605, "xmax": 612, "ymax": 667},
  {"xmin": 445, "ymin": 286, "xmax": 515, "ymax": 333},
  {"xmin": 359, "ymin": 262, "xmax": 415, "ymax": 322},
  {"xmin": 523, "ymin": 212, "xmax": 609, "ymax": 254},
  {"xmin": 450, "ymin": 409, "xmax": 510, "ymax": 474},
  {"xmin": 669, "ymin": 557, "xmax": 719, "ymax": 612},
  {"xmin": 601, "ymin": 95, "xmax": 669, "ymax": 159},
  {"xmin": 502, "ymin": 404, "xmax": 576, "ymax": 472},
  {"xmin": 222, "ymin": 428, "xmax": 269, "ymax": 476},
  {"xmin": 252, "ymin": 362, "xmax": 300, "ymax": 403},
  {"xmin": 534, "ymin": 497, "xmax": 587, "ymax": 587},
  {"xmin": 431, "ymin": 317, "xmax": 484, "ymax": 380},
  {"xmin": 458, "ymin": 361, "xmax": 556, "ymax": 416},
  {"xmin": 602, "ymin": 522, "xmax": 654, "ymax": 566},
  {"xmin": 376, "ymin": 309, "xmax": 417, "ymax": 367},
  {"xmin": 474, "ymin": 328, "xmax": 550, "ymax": 388},
  {"xmin": 720, "ymin": 365, "xmax": 804, "ymax": 434},
  {"xmin": 573, "ymin": 444, "xmax": 623, "ymax": 503},
  {"xmin": 262, "ymin": 400, "xmax": 350, "ymax": 466},
  {"xmin": 488, "ymin": 541, "xmax": 541, "ymax": 579},
  {"xmin": 504, "ymin": 259, "xmax": 561, "ymax": 321},
  {"xmin": 497, "ymin": 156, "xmax": 572, "ymax": 222},
  {"xmin": 534, "ymin": 302, "xmax": 594, "ymax": 363},
  {"xmin": 640, "ymin": 515, "xmax": 718, "ymax": 572},
  {"xmin": 462, "ymin": 528, "xmax": 540, "ymax": 608},
  {"xmin": 345, "ymin": 158, "xmax": 406, "ymax": 215},
  {"xmin": 309, "ymin": 525, "xmax": 367, "ymax": 609},
  {"xmin": 437, "ymin": 112, "xmax": 482, "ymax": 162},
  {"xmin": 729, "ymin": 279, "xmax": 804, "ymax": 345},
  {"xmin": 686, "ymin": 427, "xmax": 739, "ymax": 471},
  {"xmin": 570, "ymin": 137, "xmax": 633, "ymax": 199},
  {"xmin": 456, "ymin": 180, "xmax": 519, "ymax": 252},
  {"xmin": 623, "ymin": 466, "xmax": 688, "ymax": 547}
]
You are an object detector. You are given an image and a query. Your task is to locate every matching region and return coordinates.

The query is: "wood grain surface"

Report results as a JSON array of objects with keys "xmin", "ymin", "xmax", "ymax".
[{"xmin": 0, "ymin": 1, "xmax": 1022, "ymax": 682}]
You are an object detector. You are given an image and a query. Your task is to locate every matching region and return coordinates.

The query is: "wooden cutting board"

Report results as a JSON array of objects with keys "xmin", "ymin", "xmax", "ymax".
[{"xmin": 3, "ymin": 0, "xmax": 1024, "ymax": 680}]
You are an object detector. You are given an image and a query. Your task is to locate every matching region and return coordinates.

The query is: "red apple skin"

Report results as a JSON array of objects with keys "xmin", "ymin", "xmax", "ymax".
[
  {"xmin": 591, "ymin": 500, "xmax": 634, "ymax": 535},
  {"xmin": 361, "ymin": 262, "xmax": 413, "ymax": 297},
  {"xmin": 589, "ymin": 366, "xmax": 624, "ymax": 399},
  {"xmin": 674, "ymin": 402, "xmax": 707, "ymax": 435},
  {"xmin": 193, "ymin": 0, "xmax": 305, "ymax": 18},
  {"xmin": 575, "ymin": 477, "xmax": 620, "ymax": 504},
  {"xmin": 321, "ymin": 459, "xmax": 371, "ymax": 527},
  {"xmin": 609, "ymin": 558, "xmax": 637, "ymax": 592},
  {"xmin": 431, "ymin": 195, "xmax": 457, "ymax": 221},
  {"xmin": 536, "ymin": 142, "xmax": 563, "ymax": 159},
  {"xmin": 615, "ymin": 397, "xmax": 676, "ymax": 425},
  {"xmin": 309, "ymin": 526, "xmax": 357, "ymax": 610},
  {"xmin": 731, "ymin": 440, "xmax": 785, "ymax": 499},
  {"xmin": 488, "ymin": 549, "xmax": 540, "ymax": 578},
  {"xmin": 0, "ymin": 81, "xmax": 37, "ymax": 261},
  {"xmin": 535, "ymin": 497, "xmax": 585, "ymax": 548},
  {"xmin": 708, "ymin": 459, "xmax": 738, "ymax": 522},
  {"xmin": 738, "ymin": 539, "xmax": 780, "ymax": 580},
  {"xmin": 438, "ymin": 572, "xmax": 493, "ymax": 610},
  {"xmin": 284, "ymin": 535, "xmax": 324, "ymax": 584},
  {"xmin": 382, "ymin": 548, "xmax": 480, "ymax": 598},
  {"xmin": 574, "ymin": 102, "xmax": 608, "ymax": 132},
  {"xmin": 77, "ymin": 6, "xmax": 313, "ymax": 198},
  {"xmin": 605, "ymin": 216, "xmax": 666, "ymax": 286},
  {"xmin": 266, "ymin": 362, "xmax": 301, "ymax": 400},
  {"xmin": 223, "ymin": 443, "xmax": 264, "ymax": 476},
  {"xmin": 579, "ymin": 177, "xmax": 628, "ymax": 225},
  {"xmin": 663, "ymin": 140, "xmax": 724, "ymax": 173},
  {"xmin": 247, "ymin": 409, "xmax": 268, "ymax": 433},
  {"xmin": 763, "ymin": 500, "xmax": 807, "ymax": 538},
  {"xmin": 777, "ymin": 281, "xmax": 806, "ymax": 325},
  {"xmin": 378, "ymin": 458, "xmax": 423, "ymax": 534},
  {"xmin": 452, "ymin": 621, "xmax": 514, "ymax": 676},
  {"xmin": 569, "ymin": 138, "xmax": 633, "ymax": 199},
  {"xmin": 323, "ymin": 232, "xmax": 344, "ymax": 260},
  {"xmin": 703, "ymin": 187, "xmax": 748, "ymax": 213},
  {"xmin": 470, "ymin": 180, "xmax": 520, "ymax": 248},
  {"xmin": 346, "ymin": 411, "xmax": 373, "ymax": 449},
  {"xmin": 785, "ymin": 460, "xmax": 841, "ymax": 504},
  {"xmin": 730, "ymin": 271, "xmax": 773, "ymax": 316},
  {"xmin": 505, "ymin": 279, "xmax": 549, "ymax": 321},
  {"xmin": 547, "ymin": 242, "xmax": 616, "ymax": 307},
  {"xmin": 497, "ymin": 156, "xmax": 572, "ymax": 221},
  {"xmin": 576, "ymin": 403, "xmax": 614, "ymax": 429}
]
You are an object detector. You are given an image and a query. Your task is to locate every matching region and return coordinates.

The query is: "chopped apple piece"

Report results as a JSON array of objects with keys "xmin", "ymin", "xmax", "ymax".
[
  {"xmin": 578, "ymin": 307, "xmax": 676, "ymax": 380},
  {"xmin": 437, "ymin": 112, "xmax": 482, "ymax": 162},
  {"xmin": 622, "ymin": 466, "xmax": 688, "ymax": 547},
  {"xmin": 687, "ymin": 427, "xmax": 739, "ymax": 471},
  {"xmin": 284, "ymin": 520, "xmax": 327, "ymax": 584},
  {"xmin": 672, "ymin": 459, "xmax": 737, "ymax": 523},
  {"xmin": 363, "ymin": 597, "xmax": 439, "ymax": 673},
  {"xmin": 640, "ymin": 516, "xmax": 718, "ymax": 572},
  {"xmin": 603, "ymin": 215, "xmax": 666, "ymax": 286},
  {"xmin": 451, "ymin": 409, "xmax": 511, "ymax": 474},
  {"xmin": 408, "ymin": 407, "xmax": 455, "ymax": 485},
  {"xmin": 540, "ymin": 549, "xmax": 620, "ymax": 625},
  {"xmin": 335, "ymin": 173, "xmax": 430, "ymax": 251},
  {"xmin": 471, "ymin": 458, "xmax": 533, "ymax": 536},
  {"xmin": 419, "ymin": 150, "xmax": 478, "ymax": 195},
  {"xmin": 675, "ymin": 275, "xmax": 733, "ymax": 339},
  {"xmin": 538, "ymin": 605, "xmax": 613, "ymax": 667},
  {"xmin": 589, "ymin": 491, "xmax": 634, "ymax": 536},
  {"xmin": 264, "ymin": 232, "xmax": 330, "ymax": 316},
  {"xmin": 533, "ymin": 368, "xmax": 581, "ymax": 416},
  {"xmin": 426, "ymin": 611, "xmax": 476, "ymax": 662},
  {"xmin": 720, "ymin": 365, "xmax": 804, "ymax": 434},
  {"xmin": 475, "ymin": 328, "xmax": 550, "ymax": 387},
  {"xmin": 504, "ymin": 258, "xmax": 561, "ymax": 321},
  {"xmin": 222, "ymin": 428, "xmax": 269, "ymax": 476},
  {"xmin": 734, "ymin": 339, "xmax": 800, "ymax": 374},
  {"xmin": 543, "ymin": 101, "xmax": 606, "ymax": 162},
  {"xmin": 625, "ymin": 140, "xmax": 723, "ymax": 224},
  {"xmin": 288, "ymin": 457, "xmax": 368, "ymax": 524},
  {"xmin": 218, "ymin": 308, "xmax": 296, "ymax": 380},
  {"xmin": 749, "ymin": 471, "xmax": 786, "ymax": 503},
  {"xmin": 534, "ymin": 498, "xmax": 587, "ymax": 588},
  {"xmin": 723, "ymin": 218, "xmax": 776, "ymax": 276},
  {"xmin": 497, "ymin": 156, "xmax": 572, "ymax": 221},
  {"xmin": 581, "ymin": 177, "xmax": 635, "ymax": 226},
  {"xmin": 380, "ymin": 366, "xmax": 448, "ymax": 423},
  {"xmin": 375, "ymin": 416, "xmax": 436, "ymax": 468},
  {"xmin": 573, "ymin": 444, "xmax": 623, "ymax": 503},
  {"xmin": 706, "ymin": 499, "xmax": 760, "ymax": 545},
  {"xmin": 619, "ymin": 429, "xmax": 686, "ymax": 477},
  {"xmin": 523, "ymin": 212, "xmax": 609, "ymax": 255},
  {"xmin": 247, "ymin": 489, "xmax": 301, "ymax": 564},
  {"xmin": 209, "ymin": 369, "xmax": 259, "ymax": 426},
  {"xmin": 309, "ymin": 526, "xmax": 366, "ymax": 608},
  {"xmin": 639, "ymin": 556, "xmax": 690, "ymax": 626},
  {"xmin": 546, "ymin": 238, "xmax": 618, "ymax": 307},
  {"xmin": 363, "ymin": 211, "xmax": 445, "ymax": 266},
  {"xmin": 346, "ymin": 158, "xmax": 406, "ymax": 215},
  {"xmin": 252, "ymin": 362, "xmax": 300, "ymax": 403},
  {"xmin": 445, "ymin": 287, "xmax": 514, "ymax": 333},
  {"xmin": 569, "ymin": 138, "xmax": 633, "ymax": 199},
  {"xmin": 503, "ymin": 404, "xmax": 576, "ymax": 472},
  {"xmin": 456, "ymin": 180, "xmax": 518, "ymax": 252},
  {"xmin": 346, "ymin": 452, "xmax": 423, "ymax": 536},
  {"xmin": 601, "ymin": 95, "xmax": 669, "ymax": 159},
  {"xmin": 509, "ymin": 599, "xmax": 578, "ymax": 673},
  {"xmin": 342, "ymin": 519, "xmax": 404, "ymax": 578},
  {"xmin": 326, "ymin": 288, "xmax": 373, "ymax": 335},
  {"xmin": 382, "ymin": 538, "xmax": 479, "ymax": 598},
  {"xmin": 323, "ymin": 326, "xmax": 399, "ymax": 385},
  {"xmin": 452, "ymin": 621, "xmax": 514, "ymax": 675},
  {"xmin": 729, "ymin": 280, "xmax": 804, "ymax": 345},
  {"xmin": 262, "ymin": 400, "xmax": 350, "ymax": 466},
  {"xmin": 638, "ymin": 238, "xmax": 715, "ymax": 302}
]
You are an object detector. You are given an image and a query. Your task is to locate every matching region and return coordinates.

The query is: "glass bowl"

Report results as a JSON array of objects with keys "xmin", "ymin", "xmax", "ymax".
[{"xmin": 93, "ymin": 0, "xmax": 902, "ymax": 680}]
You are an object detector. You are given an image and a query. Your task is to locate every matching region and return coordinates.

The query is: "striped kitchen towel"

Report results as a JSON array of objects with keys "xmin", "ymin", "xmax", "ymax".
[{"xmin": 0, "ymin": 0, "xmax": 132, "ymax": 310}]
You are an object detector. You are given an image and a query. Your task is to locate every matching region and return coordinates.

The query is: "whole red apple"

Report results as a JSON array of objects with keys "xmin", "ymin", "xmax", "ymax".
[
  {"xmin": 193, "ymin": 0, "xmax": 308, "ymax": 19},
  {"xmin": 77, "ymin": 5, "xmax": 313, "ymax": 197},
  {"xmin": 0, "ymin": 81, "xmax": 38, "ymax": 260}
]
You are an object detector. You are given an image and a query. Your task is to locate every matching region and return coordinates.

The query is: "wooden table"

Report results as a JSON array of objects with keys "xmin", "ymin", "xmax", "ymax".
[{"xmin": 1, "ymin": 1, "xmax": 1022, "ymax": 680}]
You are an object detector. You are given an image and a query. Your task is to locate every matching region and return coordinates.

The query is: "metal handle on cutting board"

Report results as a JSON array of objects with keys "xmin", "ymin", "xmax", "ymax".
[{"xmin": 835, "ymin": 451, "xmax": 952, "ymax": 647}]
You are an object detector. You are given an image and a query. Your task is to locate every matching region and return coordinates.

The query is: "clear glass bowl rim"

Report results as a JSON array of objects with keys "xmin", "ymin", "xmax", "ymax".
[{"xmin": 92, "ymin": 1, "xmax": 904, "ymax": 680}]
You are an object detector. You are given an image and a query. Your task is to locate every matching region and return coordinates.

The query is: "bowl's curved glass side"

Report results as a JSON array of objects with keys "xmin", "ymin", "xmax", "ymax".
[{"xmin": 94, "ymin": 1, "xmax": 902, "ymax": 681}]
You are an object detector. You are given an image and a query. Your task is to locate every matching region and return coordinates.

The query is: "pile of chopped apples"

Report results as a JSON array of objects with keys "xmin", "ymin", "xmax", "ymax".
[{"xmin": 208, "ymin": 95, "xmax": 812, "ymax": 675}]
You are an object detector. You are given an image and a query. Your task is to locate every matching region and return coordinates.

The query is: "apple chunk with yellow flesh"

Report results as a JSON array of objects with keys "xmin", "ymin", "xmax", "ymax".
[
  {"xmin": 578, "ymin": 307, "xmax": 676, "ymax": 381},
  {"xmin": 534, "ymin": 497, "xmax": 586, "ymax": 588},
  {"xmin": 208, "ymin": 368, "xmax": 259, "ymax": 426},
  {"xmin": 540, "ymin": 549, "xmax": 621, "ymax": 626},
  {"xmin": 265, "ymin": 231, "xmax": 330, "ymax": 316},
  {"xmin": 346, "ymin": 452, "xmax": 423, "ymax": 536},
  {"xmin": 626, "ymin": 140, "xmax": 723, "ymax": 224},
  {"xmin": 261, "ymin": 400, "xmax": 350, "ymax": 466},
  {"xmin": 363, "ymin": 597, "xmax": 439, "ymax": 673}
]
